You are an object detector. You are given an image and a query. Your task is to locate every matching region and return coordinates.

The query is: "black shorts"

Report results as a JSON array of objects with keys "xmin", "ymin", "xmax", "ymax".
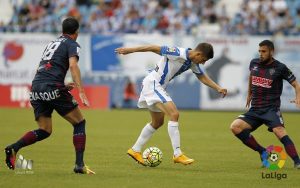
[
  {"xmin": 29, "ymin": 84, "xmax": 78, "ymax": 120},
  {"xmin": 237, "ymin": 107, "xmax": 284, "ymax": 132}
]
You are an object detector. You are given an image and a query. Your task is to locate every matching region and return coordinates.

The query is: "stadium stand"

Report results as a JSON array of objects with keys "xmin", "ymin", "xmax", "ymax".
[{"xmin": 0, "ymin": 0, "xmax": 299, "ymax": 35}]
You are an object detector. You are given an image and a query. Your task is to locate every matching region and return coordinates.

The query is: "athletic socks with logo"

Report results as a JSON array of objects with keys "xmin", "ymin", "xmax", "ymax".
[
  {"xmin": 10, "ymin": 129, "xmax": 50, "ymax": 153},
  {"xmin": 280, "ymin": 135, "xmax": 300, "ymax": 164},
  {"xmin": 235, "ymin": 129, "xmax": 266, "ymax": 154},
  {"xmin": 73, "ymin": 119, "xmax": 86, "ymax": 167}
]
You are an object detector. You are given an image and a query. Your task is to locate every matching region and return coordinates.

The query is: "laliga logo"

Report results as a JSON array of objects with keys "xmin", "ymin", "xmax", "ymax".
[
  {"xmin": 2, "ymin": 41, "xmax": 24, "ymax": 68},
  {"xmin": 261, "ymin": 145, "xmax": 287, "ymax": 180},
  {"xmin": 262, "ymin": 145, "xmax": 287, "ymax": 170}
]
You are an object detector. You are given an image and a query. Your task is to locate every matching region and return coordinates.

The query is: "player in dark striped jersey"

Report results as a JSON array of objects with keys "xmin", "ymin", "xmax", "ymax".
[
  {"xmin": 4, "ymin": 17, "xmax": 95, "ymax": 174},
  {"xmin": 230, "ymin": 40, "xmax": 300, "ymax": 169}
]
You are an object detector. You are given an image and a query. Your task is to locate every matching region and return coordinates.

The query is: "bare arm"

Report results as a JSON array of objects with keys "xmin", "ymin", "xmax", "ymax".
[
  {"xmin": 69, "ymin": 56, "xmax": 89, "ymax": 106},
  {"xmin": 197, "ymin": 74, "xmax": 227, "ymax": 98},
  {"xmin": 115, "ymin": 45, "xmax": 161, "ymax": 55},
  {"xmin": 246, "ymin": 75, "xmax": 252, "ymax": 108},
  {"xmin": 290, "ymin": 80, "xmax": 300, "ymax": 108}
]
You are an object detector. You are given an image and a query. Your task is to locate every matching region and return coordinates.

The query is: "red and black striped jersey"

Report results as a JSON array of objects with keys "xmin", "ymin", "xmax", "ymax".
[{"xmin": 249, "ymin": 58, "xmax": 296, "ymax": 108}]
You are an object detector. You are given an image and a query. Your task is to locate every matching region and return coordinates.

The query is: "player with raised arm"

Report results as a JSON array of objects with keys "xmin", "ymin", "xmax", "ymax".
[
  {"xmin": 115, "ymin": 43, "xmax": 227, "ymax": 165},
  {"xmin": 4, "ymin": 17, "xmax": 95, "ymax": 174},
  {"xmin": 230, "ymin": 40, "xmax": 300, "ymax": 168}
]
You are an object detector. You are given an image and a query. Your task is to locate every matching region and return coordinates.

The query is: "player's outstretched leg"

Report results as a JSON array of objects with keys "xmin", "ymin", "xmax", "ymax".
[
  {"xmin": 279, "ymin": 135, "xmax": 300, "ymax": 169},
  {"xmin": 234, "ymin": 129, "xmax": 266, "ymax": 153},
  {"xmin": 168, "ymin": 121, "xmax": 194, "ymax": 165},
  {"xmin": 236, "ymin": 129, "xmax": 266, "ymax": 166},
  {"xmin": 4, "ymin": 129, "xmax": 50, "ymax": 170},
  {"xmin": 231, "ymin": 120, "xmax": 266, "ymax": 167},
  {"xmin": 72, "ymin": 119, "xmax": 95, "ymax": 174},
  {"xmin": 127, "ymin": 123, "xmax": 156, "ymax": 166}
]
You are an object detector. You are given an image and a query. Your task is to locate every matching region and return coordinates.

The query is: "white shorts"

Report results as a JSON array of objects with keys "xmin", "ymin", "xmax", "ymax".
[{"xmin": 137, "ymin": 74, "xmax": 172, "ymax": 112}]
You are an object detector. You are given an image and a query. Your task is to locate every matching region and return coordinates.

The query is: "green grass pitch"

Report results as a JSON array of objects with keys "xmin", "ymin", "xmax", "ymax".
[{"xmin": 0, "ymin": 108, "xmax": 299, "ymax": 188}]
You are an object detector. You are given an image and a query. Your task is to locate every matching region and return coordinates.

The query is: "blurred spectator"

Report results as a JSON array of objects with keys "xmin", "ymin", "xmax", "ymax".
[
  {"xmin": 257, "ymin": 12, "xmax": 270, "ymax": 35},
  {"xmin": 0, "ymin": 21, "xmax": 7, "ymax": 32},
  {"xmin": 181, "ymin": 8, "xmax": 199, "ymax": 34},
  {"xmin": 122, "ymin": 77, "xmax": 138, "ymax": 109},
  {"xmin": 294, "ymin": 8, "xmax": 300, "ymax": 34},
  {"xmin": 141, "ymin": 14, "xmax": 158, "ymax": 33},
  {"xmin": 122, "ymin": 5, "xmax": 141, "ymax": 33},
  {"xmin": 202, "ymin": 0, "xmax": 217, "ymax": 23}
]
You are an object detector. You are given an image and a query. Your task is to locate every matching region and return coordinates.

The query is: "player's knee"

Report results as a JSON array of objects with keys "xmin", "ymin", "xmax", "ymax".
[
  {"xmin": 273, "ymin": 126, "xmax": 286, "ymax": 139},
  {"xmin": 152, "ymin": 120, "xmax": 164, "ymax": 128},
  {"xmin": 230, "ymin": 121, "xmax": 241, "ymax": 134},
  {"xmin": 169, "ymin": 111, "xmax": 179, "ymax": 121}
]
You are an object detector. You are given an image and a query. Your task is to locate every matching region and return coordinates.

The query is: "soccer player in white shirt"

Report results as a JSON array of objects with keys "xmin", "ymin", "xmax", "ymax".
[{"xmin": 115, "ymin": 43, "xmax": 227, "ymax": 165}]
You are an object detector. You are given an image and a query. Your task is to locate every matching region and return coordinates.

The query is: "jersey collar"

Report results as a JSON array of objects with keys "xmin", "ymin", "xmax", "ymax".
[
  {"xmin": 61, "ymin": 34, "xmax": 74, "ymax": 40},
  {"xmin": 260, "ymin": 58, "xmax": 276, "ymax": 67}
]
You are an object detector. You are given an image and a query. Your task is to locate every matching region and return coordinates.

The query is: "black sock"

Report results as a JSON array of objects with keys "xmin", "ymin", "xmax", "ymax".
[
  {"xmin": 280, "ymin": 135, "xmax": 300, "ymax": 164},
  {"xmin": 10, "ymin": 129, "xmax": 50, "ymax": 153},
  {"xmin": 73, "ymin": 120, "xmax": 86, "ymax": 167},
  {"xmin": 235, "ymin": 129, "xmax": 265, "ymax": 154}
]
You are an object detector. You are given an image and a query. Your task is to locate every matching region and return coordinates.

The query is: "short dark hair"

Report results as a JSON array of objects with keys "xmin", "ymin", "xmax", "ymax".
[
  {"xmin": 62, "ymin": 17, "xmax": 79, "ymax": 34},
  {"xmin": 259, "ymin": 40, "xmax": 274, "ymax": 51},
  {"xmin": 195, "ymin": 43, "xmax": 214, "ymax": 59}
]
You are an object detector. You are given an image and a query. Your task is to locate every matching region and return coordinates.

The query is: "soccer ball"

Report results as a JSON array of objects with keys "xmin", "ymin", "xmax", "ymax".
[
  {"xmin": 269, "ymin": 153, "xmax": 278, "ymax": 162},
  {"xmin": 142, "ymin": 147, "xmax": 163, "ymax": 167}
]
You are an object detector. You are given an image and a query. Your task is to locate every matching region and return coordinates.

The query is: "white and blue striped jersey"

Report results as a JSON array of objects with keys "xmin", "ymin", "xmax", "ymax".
[{"xmin": 149, "ymin": 46, "xmax": 204, "ymax": 88}]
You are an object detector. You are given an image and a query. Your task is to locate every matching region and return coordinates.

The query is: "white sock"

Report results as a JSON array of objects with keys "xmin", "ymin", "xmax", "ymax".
[
  {"xmin": 132, "ymin": 123, "xmax": 156, "ymax": 152},
  {"xmin": 168, "ymin": 121, "xmax": 182, "ymax": 157}
]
